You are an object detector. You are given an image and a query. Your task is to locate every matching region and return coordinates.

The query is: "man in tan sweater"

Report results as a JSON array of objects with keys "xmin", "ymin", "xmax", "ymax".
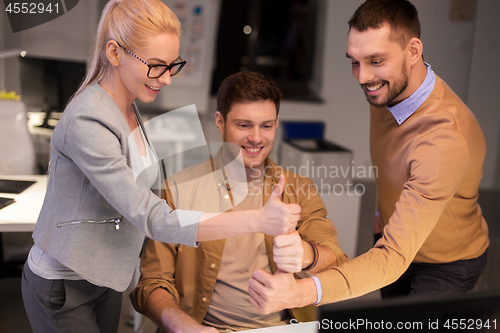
[{"xmin": 248, "ymin": 0, "xmax": 489, "ymax": 313}]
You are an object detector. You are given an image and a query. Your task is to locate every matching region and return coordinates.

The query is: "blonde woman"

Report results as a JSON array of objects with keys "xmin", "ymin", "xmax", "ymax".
[{"xmin": 21, "ymin": 1, "xmax": 300, "ymax": 332}]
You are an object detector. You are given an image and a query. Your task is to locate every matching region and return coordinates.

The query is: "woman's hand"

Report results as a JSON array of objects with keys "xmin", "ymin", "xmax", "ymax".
[
  {"xmin": 197, "ymin": 175, "xmax": 301, "ymax": 241},
  {"xmin": 257, "ymin": 175, "xmax": 301, "ymax": 237}
]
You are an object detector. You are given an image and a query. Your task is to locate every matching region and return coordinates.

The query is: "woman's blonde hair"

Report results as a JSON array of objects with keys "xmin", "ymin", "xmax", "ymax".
[{"xmin": 75, "ymin": 0, "xmax": 181, "ymax": 96}]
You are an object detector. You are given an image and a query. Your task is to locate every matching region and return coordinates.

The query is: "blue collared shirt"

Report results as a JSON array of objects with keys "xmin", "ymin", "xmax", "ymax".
[{"xmin": 387, "ymin": 63, "xmax": 436, "ymax": 125}]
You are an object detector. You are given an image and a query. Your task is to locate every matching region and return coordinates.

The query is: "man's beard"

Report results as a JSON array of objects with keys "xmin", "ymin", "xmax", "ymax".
[{"xmin": 363, "ymin": 62, "xmax": 409, "ymax": 108}]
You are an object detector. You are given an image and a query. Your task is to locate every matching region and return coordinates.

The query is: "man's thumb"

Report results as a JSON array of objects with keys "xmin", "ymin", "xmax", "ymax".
[
  {"xmin": 252, "ymin": 269, "xmax": 272, "ymax": 281},
  {"xmin": 271, "ymin": 174, "xmax": 286, "ymax": 199}
]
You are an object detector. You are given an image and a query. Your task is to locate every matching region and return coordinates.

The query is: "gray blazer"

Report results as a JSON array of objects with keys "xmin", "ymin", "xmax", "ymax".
[{"xmin": 32, "ymin": 83, "xmax": 200, "ymax": 292}]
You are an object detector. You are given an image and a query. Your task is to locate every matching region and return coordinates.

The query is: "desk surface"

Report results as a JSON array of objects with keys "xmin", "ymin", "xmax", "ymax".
[{"xmin": 0, "ymin": 175, "xmax": 47, "ymax": 232}]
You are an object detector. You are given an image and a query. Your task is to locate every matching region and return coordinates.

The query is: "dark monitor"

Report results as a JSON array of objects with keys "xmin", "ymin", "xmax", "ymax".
[
  {"xmin": 317, "ymin": 291, "xmax": 500, "ymax": 332},
  {"xmin": 19, "ymin": 56, "xmax": 86, "ymax": 129}
]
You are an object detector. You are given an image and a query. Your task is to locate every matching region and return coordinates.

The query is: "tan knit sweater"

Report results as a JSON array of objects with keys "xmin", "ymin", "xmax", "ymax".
[{"xmin": 316, "ymin": 75, "xmax": 489, "ymax": 304}]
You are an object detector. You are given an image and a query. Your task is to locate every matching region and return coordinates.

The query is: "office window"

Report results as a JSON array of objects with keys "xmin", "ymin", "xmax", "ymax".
[{"xmin": 211, "ymin": 0, "xmax": 324, "ymax": 102}]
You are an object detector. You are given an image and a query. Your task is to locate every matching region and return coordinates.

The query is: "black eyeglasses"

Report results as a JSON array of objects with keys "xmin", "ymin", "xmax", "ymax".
[{"xmin": 117, "ymin": 42, "xmax": 186, "ymax": 78}]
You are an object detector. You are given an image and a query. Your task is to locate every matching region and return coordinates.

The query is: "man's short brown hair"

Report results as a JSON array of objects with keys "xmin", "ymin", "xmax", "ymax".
[
  {"xmin": 216, "ymin": 71, "xmax": 282, "ymax": 121},
  {"xmin": 348, "ymin": 0, "xmax": 421, "ymax": 49}
]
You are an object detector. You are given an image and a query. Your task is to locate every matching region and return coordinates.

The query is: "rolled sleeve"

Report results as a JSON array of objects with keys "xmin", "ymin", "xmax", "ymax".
[{"xmin": 130, "ymin": 239, "xmax": 180, "ymax": 314}]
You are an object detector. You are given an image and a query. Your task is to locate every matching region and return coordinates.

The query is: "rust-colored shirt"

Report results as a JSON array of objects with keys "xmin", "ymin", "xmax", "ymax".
[
  {"xmin": 131, "ymin": 157, "xmax": 348, "ymax": 326},
  {"xmin": 316, "ymin": 75, "xmax": 489, "ymax": 304}
]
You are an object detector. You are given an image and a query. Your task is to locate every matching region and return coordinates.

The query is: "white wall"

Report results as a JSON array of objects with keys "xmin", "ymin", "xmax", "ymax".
[
  {"xmin": 16, "ymin": 2, "xmax": 99, "ymax": 62},
  {"xmin": 0, "ymin": 0, "xmax": 99, "ymax": 61},
  {"xmin": 0, "ymin": 1, "xmax": 21, "ymax": 93},
  {"xmin": 466, "ymin": 0, "xmax": 500, "ymax": 189},
  {"xmin": 0, "ymin": 0, "xmax": 99, "ymax": 94}
]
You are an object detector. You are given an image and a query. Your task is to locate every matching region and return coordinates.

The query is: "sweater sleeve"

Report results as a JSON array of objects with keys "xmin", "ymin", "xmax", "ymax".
[{"xmin": 316, "ymin": 128, "xmax": 470, "ymax": 304}]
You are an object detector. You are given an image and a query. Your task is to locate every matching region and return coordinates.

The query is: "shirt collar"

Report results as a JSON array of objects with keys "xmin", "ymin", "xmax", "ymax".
[{"xmin": 387, "ymin": 62, "xmax": 436, "ymax": 125}]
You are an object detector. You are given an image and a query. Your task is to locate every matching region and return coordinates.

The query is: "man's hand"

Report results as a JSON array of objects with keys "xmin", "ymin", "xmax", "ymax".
[
  {"xmin": 258, "ymin": 175, "xmax": 301, "ymax": 237},
  {"xmin": 145, "ymin": 288, "xmax": 218, "ymax": 333},
  {"xmin": 273, "ymin": 231, "xmax": 304, "ymax": 273},
  {"xmin": 248, "ymin": 269, "xmax": 298, "ymax": 314},
  {"xmin": 248, "ymin": 269, "xmax": 317, "ymax": 314}
]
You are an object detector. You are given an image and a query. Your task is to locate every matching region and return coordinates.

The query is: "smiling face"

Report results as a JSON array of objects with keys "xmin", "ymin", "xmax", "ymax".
[
  {"xmin": 216, "ymin": 99, "xmax": 278, "ymax": 175},
  {"xmin": 117, "ymin": 33, "xmax": 180, "ymax": 105},
  {"xmin": 347, "ymin": 24, "xmax": 412, "ymax": 107}
]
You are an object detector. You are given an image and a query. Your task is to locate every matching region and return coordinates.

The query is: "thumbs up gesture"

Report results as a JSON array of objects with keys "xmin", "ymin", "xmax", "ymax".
[
  {"xmin": 248, "ymin": 269, "xmax": 298, "ymax": 315},
  {"xmin": 248, "ymin": 267, "xmax": 318, "ymax": 315},
  {"xmin": 273, "ymin": 231, "xmax": 304, "ymax": 273},
  {"xmin": 257, "ymin": 175, "xmax": 301, "ymax": 237}
]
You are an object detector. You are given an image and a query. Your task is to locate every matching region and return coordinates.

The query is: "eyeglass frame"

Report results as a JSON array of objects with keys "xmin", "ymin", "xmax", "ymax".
[{"xmin": 116, "ymin": 42, "xmax": 186, "ymax": 78}]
